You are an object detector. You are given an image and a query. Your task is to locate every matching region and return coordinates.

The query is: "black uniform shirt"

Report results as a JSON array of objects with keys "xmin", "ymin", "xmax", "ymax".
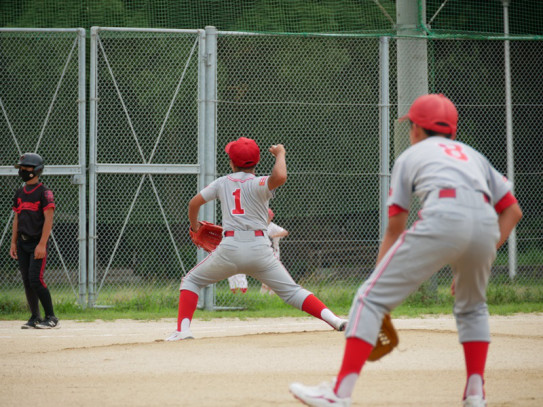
[{"xmin": 12, "ymin": 183, "xmax": 56, "ymax": 238}]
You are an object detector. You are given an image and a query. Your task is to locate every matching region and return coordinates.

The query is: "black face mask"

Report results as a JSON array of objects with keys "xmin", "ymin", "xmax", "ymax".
[{"xmin": 18, "ymin": 169, "xmax": 36, "ymax": 182}]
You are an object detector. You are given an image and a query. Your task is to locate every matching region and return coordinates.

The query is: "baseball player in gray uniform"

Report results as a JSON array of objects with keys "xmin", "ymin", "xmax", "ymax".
[
  {"xmin": 167, "ymin": 137, "xmax": 347, "ymax": 341},
  {"xmin": 289, "ymin": 94, "xmax": 523, "ymax": 407},
  {"xmin": 227, "ymin": 207, "xmax": 287, "ymax": 294}
]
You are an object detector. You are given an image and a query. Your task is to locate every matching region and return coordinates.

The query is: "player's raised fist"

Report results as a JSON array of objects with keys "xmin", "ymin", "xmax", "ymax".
[{"xmin": 269, "ymin": 144, "xmax": 285, "ymax": 156}]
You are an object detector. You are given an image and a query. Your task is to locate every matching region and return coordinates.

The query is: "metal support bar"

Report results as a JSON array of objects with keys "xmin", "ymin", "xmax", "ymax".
[
  {"xmin": 0, "ymin": 166, "xmax": 83, "ymax": 176},
  {"xmin": 149, "ymin": 37, "xmax": 199, "ymax": 163},
  {"xmin": 88, "ymin": 27, "xmax": 99, "ymax": 307},
  {"xmin": 202, "ymin": 26, "xmax": 218, "ymax": 311},
  {"xmin": 77, "ymin": 28, "xmax": 87, "ymax": 307},
  {"xmin": 97, "ymin": 175, "xmax": 146, "ymax": 295},
  {"xmin": 379, "ymin": 37, "xmax": 391, "ymax": 239},
  {"xmin": 196, "ymin": 29, "xmax": 208, "ymax": 311},
  {"xmin": 148, "ymin": 174, "xmax": 186, "ymax": 275},
  {"xmin": 0, "ymin": 95, "xmax": 21, "ymax": 156},
  {"xmin": 395, "ymin": 0, "xmax": 428, "ymax": 157},
  {"xmin": 503, "ymin": 0, "xmax": 517, "ymax": 279},
  {"xmin": 94, "ymin": 164, "xmax": 200, "ymax": 174},
  {"xmin": 34, "ymin": 36, "xmax": 78, "ymax": 153},
  {"xmin": 97, "ymin": 35, "xmax": 146, "ymax": 163}
]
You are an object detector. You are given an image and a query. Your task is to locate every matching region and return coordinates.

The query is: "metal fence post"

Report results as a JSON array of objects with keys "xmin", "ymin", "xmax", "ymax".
[
  {"xmin": 379, "ymin": 36, "xmax": 391, "ymax": 240},
  {"xmin": 395, "ymin": 1, "xmax": 428, "ymax": 157},
  {"xmin": 77, "ymin": 28, "xmax": 87, "ymax": 308},
  {"xmin": 503, "ymin": 0, "xmax": 517, "ymax": 280},
  {"xmin": 88, "ymin": 27, "xmax": 98, "ymax": 307},
  {"xmin": 196, "ymin": 29, "xmax": 207, "ymax": 310},
  {"xmin": 202, "ymin": 26, "xmax": 218, "ymax": 311}
]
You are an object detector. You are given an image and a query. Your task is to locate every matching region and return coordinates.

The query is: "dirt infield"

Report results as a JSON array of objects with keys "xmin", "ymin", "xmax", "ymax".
[{"xmin": 1, "ymin": 314, "xmax": 542, "ymax": 406}]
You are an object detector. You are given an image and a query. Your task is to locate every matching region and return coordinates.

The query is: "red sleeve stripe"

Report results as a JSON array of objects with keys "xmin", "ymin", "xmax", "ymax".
[
  {"xmin": 494, "ymin": 192, "xmax": 517, "ymax": 214},
  {"xmin": 388, "ymin": 204, "xmax": 408, "ymax": 218},
  {"xmin": 43, "ymin": 203, "xmax": 56, "ymax": 212}
]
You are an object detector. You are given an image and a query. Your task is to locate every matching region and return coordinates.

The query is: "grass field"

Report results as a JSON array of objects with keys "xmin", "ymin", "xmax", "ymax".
[{"xmin": 1, "ymin": 282, "xmax": 542, "ymax": 322}]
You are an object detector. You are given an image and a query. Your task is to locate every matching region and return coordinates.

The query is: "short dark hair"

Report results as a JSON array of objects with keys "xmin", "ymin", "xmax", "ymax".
[
  {"xmin": 410, "ymin": 120, "xmax": 453, "ymax": 139},
  {"xmin": 425, "ymin": 128, "xmax": 453, "ymax": 138},
  {"xmin": 233, "ymin": 164, "xmax": 257, "ymax": 171}
]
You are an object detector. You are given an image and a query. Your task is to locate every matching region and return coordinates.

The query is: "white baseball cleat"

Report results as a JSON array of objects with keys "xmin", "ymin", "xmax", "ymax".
[
  {"xmin": 463, "ymin": 395, "xmax": 487, "ymax": 407},
  {"xmin": 165, "ymin": 329, "xmax": 194, "ymax": 341},
  {"xmin": 289, "ymin": 381, "xmax": 351, "ymax": 407},
  {"xmin": 335, "ymin": 319, "xmax": 348, "ymax": 332}
]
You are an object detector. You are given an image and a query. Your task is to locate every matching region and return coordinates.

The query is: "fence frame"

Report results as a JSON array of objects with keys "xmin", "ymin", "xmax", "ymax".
[
  {"xmin": 2, "ymin": 26, "xmax": 535, "ymax": 309},
  {"xmin": 0, "ymin": 27, "xmax": 87, "ymax": 306},
  {"xmin": 88, "ymin": 27, "xmax": 207, "ymax": 307}
]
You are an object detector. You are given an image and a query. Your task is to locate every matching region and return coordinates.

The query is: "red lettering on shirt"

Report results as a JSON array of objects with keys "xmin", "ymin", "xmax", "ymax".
[
  {"xmin": 438, "ymin": 144, "xmax": 468, "ymax": 161},
  {"xmin": 15, "ymin": 198, "xmax": 41, "ymax": 212}
]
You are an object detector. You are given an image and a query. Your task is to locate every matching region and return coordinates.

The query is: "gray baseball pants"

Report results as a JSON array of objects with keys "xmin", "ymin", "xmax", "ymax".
[
  {"xmin": 346, "ymin": 189, "xmax": 500, "ymax": 345},
  {"xmin": 181, "ymin": 230, "xmax": 311, "ymax": 309}
]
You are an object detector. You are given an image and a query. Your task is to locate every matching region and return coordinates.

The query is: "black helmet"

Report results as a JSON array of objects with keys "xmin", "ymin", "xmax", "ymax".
[{"xmin": 15, "ymin": 153, "xmax": 44, "ymax": 175}]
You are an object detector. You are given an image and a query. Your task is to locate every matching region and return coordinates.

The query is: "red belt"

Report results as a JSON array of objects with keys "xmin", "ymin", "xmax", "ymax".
[
  {"xmin": 224, "ymin": 230, "xmax": 265, "ymax": 237},
  {"xmin": 438, "ymin": 188, "xmax": 490, "ymax": 203}
]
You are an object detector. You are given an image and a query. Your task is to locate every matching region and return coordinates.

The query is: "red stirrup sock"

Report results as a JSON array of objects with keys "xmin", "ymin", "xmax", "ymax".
[
  {"xmin": 301, "ymin": 294, "xmax": 327, "ymax": 318},
  {"xmin": 302, "ymin": 294, "xmax": 344, "ymax": 329},
  {"xmin": 334, "ymin": 337, "xmax": 373, "ymax": 398},
  {"xmin": 176, "ymin": 290, "xmax": 199, "ymax": 331},
  {"xmin": 462, "ymin": 341, "xmax": 489, "ymax": 398}
]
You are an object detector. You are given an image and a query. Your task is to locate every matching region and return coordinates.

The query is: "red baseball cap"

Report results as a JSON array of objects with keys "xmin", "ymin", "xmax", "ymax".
[
  {"xmin": 225, "ymin": 137, "xmax": 260, "ymax": 168},
  {"xmin": 399, "ymin": 94, "xmax": 458, "ymax": 137}
]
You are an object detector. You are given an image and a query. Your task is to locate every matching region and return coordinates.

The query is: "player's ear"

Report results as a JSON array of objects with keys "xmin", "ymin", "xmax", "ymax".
[
  {"xmin": 417, "ymin": 124, "xmax": 429, "ymax": 138},
  {"xmin": 409, "ymin": 123, "xmax": 427, "ymax": 145}
]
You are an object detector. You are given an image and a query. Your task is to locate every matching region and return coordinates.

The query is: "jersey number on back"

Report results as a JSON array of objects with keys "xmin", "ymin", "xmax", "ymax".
[
  {"xmin": 438, "ymin": 144, "xmax": 468, "ymax": 161},
  {"xmin": 232, "ymin": 189, "xmax": 245, "ymax": 215}
]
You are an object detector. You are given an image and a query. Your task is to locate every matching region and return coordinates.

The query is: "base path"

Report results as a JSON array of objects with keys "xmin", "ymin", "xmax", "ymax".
[{"xmin": 1, "ymin": 314, "xmax": 542, "ymax": 406}]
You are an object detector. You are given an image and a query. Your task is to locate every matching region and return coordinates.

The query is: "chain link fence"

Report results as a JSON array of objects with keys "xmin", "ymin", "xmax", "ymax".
[
  {"xmin": 0, "ymin": 29, "xmax": 86, "ymax": 306},
  {"xmin": 1, "ymin": 28, "xmax": 541, "ymax": 310},
  {"xmin": 213, "ymin": 33, "xmax": 383, "ymax": 308},
  {"xmin": 211, "ymin": 33, "xmax": 542, "ymax": 309},
  {"xmin": 88, "ymin": 28, "xmax": 203, "ymax": 306}
]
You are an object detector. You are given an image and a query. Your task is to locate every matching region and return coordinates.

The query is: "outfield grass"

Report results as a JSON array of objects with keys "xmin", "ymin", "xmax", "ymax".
[
  {"xmin": 1, "ymin": 301, "xmax": 541, "ymax": 323},
  {"xmin": 1, "ymin": 282, "xmax": 542, "ymax": 322}
]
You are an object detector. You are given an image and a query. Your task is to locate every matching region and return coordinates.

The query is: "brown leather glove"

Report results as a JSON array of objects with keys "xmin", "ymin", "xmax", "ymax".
[{"xmin": 367, "ymin": 313, "xmax": 399, "ymax": 362}]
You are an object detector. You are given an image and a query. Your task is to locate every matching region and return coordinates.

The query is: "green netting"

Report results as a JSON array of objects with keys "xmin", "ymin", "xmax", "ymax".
[
  {"xmin": 425, "ymin": 0, "xmax": 543, "ymax": 36},
  {"xmin": 0, "ymin": 0, "xmax": 395, "ymax": 33},
  {"xmin": 1, "ymin": 0, "xmax": 541, "ymax": 37}
]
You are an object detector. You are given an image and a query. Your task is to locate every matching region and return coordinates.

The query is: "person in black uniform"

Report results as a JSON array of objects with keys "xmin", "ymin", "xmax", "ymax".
[{"xmin": 9, "ymin": 153, "xmax": 60, "ymax": 329}]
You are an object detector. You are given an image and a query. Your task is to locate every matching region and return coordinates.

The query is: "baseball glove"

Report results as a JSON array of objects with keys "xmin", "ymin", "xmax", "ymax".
[
  {"xmin": 367, "ymin": 313, "xmax": 399, "ymax": 362},
  {"xmin": 189, "ymin": 221, "xmax": 223, "ymax": 252}
]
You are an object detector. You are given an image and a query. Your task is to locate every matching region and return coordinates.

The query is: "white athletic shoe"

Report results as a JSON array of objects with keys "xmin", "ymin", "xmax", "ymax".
[
  {"xmin": 463, "ymin": 395, "xmax": 487, "ymax": 407},
  {"xmin": 165, "ymin": 329, "xmax": 194, "ymax": 341},
  {"xmin": 289, "ymin": 381, "xmax": 351, "ymax": 407}
]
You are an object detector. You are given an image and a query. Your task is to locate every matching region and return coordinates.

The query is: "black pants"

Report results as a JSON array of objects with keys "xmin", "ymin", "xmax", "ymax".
[{"xmin": 17, "ymin": 239, "xmax": 55, "ymax": 318}]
